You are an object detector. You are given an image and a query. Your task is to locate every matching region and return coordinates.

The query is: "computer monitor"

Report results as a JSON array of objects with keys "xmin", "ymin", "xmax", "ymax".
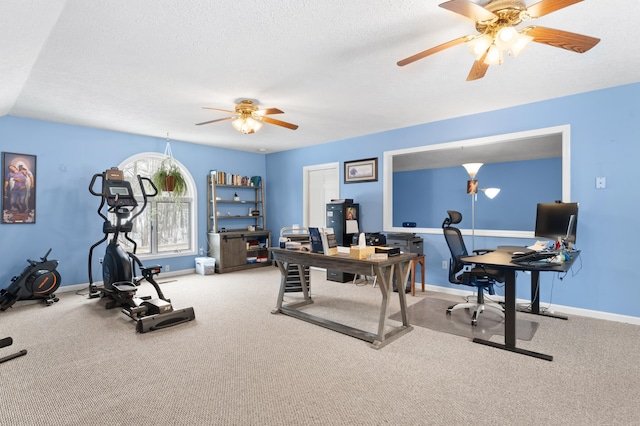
[{"xmin": 534, "ymin": 202, "xmax": 578, "ymax": 243}]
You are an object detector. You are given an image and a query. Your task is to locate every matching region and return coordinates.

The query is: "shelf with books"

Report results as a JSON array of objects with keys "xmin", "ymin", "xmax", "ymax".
[
  {"xmin": 206, "ymin": 171, "xmax": 271, "ymax": 273},
  {"xmin": 207, "ymin": 172, "xmax": 266, "ymax": 234}
]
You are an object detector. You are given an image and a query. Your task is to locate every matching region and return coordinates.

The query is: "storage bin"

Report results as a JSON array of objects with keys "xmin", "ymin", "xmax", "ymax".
[{"xmin": 195, "ymin": 257, "xmax": 216, "ymax": 275}]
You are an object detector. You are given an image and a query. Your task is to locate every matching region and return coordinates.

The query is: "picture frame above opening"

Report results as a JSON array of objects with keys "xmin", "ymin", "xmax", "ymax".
[{"xmin": 344, "ymin": 157, "xmax": 378, "ymax": 184}]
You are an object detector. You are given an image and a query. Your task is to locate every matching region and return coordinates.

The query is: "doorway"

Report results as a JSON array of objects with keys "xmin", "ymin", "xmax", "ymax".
[{"xmin": 303, "ymin": 162, "xmax": 339, "ymax": 228}]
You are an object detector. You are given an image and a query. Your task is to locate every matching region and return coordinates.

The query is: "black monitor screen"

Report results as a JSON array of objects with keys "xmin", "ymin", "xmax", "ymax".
[
  {"xmin": 534, "ymin": 202, "xmax": 578, "ymax": 243},
  {"xmin": 109, "ymin": 186, "xmax": 130, "ymax": 196}
]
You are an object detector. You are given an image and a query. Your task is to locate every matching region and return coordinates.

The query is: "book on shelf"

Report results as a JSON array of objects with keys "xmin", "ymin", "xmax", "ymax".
[{"xmin": 210, "ymin": 170, "xmax": 262, "ymax": 187}]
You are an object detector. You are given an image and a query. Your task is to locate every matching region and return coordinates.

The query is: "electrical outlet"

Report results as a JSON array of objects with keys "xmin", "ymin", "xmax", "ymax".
[
  {"xmin": 165, "ymin": 264, "xmax": 170, "ymax": 272},
  {"xmin": 199, "ymin": 247, "xmax": 204, "ymax": 256},
  {"xmin": 99, "ymin": 257, "xmax": 103, "ymax": 264},
  {"xmin": 441, "ymin": 260, "xmax": 448, "ymax": 270}
]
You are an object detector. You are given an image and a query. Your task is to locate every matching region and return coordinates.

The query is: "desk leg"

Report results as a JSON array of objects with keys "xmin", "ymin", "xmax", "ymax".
[
  {"xmin": 473, "ymin": 270, "xmax": 553, "ymax": 361},
  {"xmin": 420, "ymin": 257, "xmax": 425, "ymax": 293},
  {"xmin": 516, "ymin": 270, "xmax": 568, "ymax": 320},
  {"xmin": 395, "ymin": 262, "xmax": 411, "ymax": 327},
  {"xmin": 298, "ymin": 264, "xmax": 310, "ymax": 301},
  {"xmin": 370, "ymin": 262, "xmax": 413, "ymax": 349},
  {"xmin": 271, "ymin": 261, "xmax": 313, "ymax": 314},
  {"xmin": 374, "ymin": 264, "xmax": 393, "ymax": 342},
  {"xmin": 410, "ymin": 255, "xmax": 425, "ymax": 296}
]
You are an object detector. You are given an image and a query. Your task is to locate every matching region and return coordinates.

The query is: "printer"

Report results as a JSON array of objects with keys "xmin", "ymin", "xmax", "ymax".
[
  {"xmin": 351, "ymin": 232, "xmax": 386, "ymax": 247},
  {"xmin": 385, "ymin": 233, "xmax": 424, "ymax": 255}
]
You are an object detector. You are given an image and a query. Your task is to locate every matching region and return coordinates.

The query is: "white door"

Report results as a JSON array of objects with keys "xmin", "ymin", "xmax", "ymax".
[{"xmin": 303, "ymin": 162, "xmax": 339, "ymax": 228}]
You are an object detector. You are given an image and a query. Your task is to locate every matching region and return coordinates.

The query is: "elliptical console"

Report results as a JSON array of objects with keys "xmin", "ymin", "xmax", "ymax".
[{"xmin": 88, "ymin": 167, "xmax": 195, "ymax": 333}]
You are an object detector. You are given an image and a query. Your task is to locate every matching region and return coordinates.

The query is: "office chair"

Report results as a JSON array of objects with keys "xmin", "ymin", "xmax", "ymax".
[{"xmin": 442, "ymin": 210, "xmax": 505, "ymax": 326}]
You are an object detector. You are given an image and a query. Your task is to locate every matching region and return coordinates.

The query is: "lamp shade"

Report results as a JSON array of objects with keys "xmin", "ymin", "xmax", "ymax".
[
  {"xmin": 232, "ymin": 116, "xmax": 263, "ymax": 134},
  {"xmin": 495, "ymin": 27, "xmax": 517, "ymax": 50},
  {"xmin": 483, "ymin": 44, "xmax": 503, "ymax": 65},
  {"xmin": 462, "ymin": 163, "xmax": 483, "ymax": 179},
  {"xmin": 510, "ymin": 33, "xmax": 534, "ymax": 57},
  {"xmin": 468, "ymin": 34, "xmax": 492, "ymax": 60},
  {"xmin": 482, "ymin": 187, "xmax": 501, "ymax": 199}
]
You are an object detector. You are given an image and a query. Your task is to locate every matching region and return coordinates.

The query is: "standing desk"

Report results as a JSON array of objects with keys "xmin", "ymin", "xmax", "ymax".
[
  {"xmin": 460, "ymin": 249, "xmax": 580, "ymax": 361},
  {"xmin": 497, "ymin": 246, "xmax": 570, "ymax": 320},
  {"xmin": 270, "ymin": 248, "xmax": 415, "ymax": 349}
]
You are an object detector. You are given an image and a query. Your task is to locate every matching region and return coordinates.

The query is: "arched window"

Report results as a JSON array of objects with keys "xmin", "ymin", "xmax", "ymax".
[{"xmin": 117, "ymin": 153, "xmax": 197, "ymax": 258}]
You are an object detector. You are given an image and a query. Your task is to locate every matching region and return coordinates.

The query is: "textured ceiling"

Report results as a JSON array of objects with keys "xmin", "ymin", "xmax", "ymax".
[{"xmin": 2, "ymin": 0, "xmax": 639, "ymax": 153}]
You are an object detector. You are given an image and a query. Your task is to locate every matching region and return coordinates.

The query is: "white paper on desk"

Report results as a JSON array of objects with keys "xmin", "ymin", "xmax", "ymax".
[
  {"xmin": 527, "ymin": 240, "xmax": 551, "ymax": 251},
  {"xmin": 346, "ymin": 220, "xmax": 359, "ymax": 234}
]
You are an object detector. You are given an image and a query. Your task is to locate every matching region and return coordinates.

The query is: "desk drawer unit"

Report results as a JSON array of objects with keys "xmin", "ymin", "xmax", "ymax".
[
  {"xmin": 385, "ymin": 233, "xmax": 424, "ymax": 293},
  {"xmin": 385, "ymin": 233, "xmax": 424, "ymax": 255}
]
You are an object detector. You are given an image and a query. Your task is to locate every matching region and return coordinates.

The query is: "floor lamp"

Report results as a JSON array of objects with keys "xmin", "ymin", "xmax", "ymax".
[
  {"xmin": 462, "ymin": 163, "xmax": 500, "ymax": 251},
  {"xmin": 463, "ymin": 163, "xmax": 482, "ymax": 250}
]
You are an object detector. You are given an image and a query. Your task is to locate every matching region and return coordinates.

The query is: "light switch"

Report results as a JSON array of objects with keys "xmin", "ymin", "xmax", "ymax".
[{"xmin": 596, "ymin": 177, "xmax": 606, "ymax": 189}]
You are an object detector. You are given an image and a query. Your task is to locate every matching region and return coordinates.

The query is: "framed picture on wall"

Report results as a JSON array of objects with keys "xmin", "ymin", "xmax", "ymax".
[
  {"xmin": 344, "ymin": 157, "xmax": 378, "ymax": 183},
  {"xmin": 2, "ymin": 152, "xmax": 37, "ymax": 224}
]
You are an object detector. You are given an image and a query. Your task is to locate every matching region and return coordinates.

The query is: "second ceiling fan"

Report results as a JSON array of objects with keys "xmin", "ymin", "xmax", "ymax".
[{"xmin": 397, "ymin": 0, "xmax": 601, "ymax": 81}]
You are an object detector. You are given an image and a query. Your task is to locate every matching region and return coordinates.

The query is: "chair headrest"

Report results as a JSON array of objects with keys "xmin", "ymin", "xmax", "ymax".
[{"xmin": 442, "ymin": 210, "xmax": 462, "ymax": 228}]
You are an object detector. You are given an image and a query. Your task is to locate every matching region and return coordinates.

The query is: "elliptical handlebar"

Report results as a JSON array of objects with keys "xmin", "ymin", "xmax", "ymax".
[
  {"xmin": 129, "ymin": 176, "xmax": 157, "ymax": 224},
  {"xmin": 26, "ymin": 248, "xmax": 53, "ymax": 267},
  {"xmin": 89, "ymin": 173, "xmax": 108, "ymax": 222},
  {"xmin": 88, "ymin": 173, "xmax": 103, "ymax": 197}
]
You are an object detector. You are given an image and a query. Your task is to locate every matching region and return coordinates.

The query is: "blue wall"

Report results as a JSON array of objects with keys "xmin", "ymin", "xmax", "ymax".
[
  {"xmin": 2, "ymin": 82, "xmax": 638, "ymax": 318},
  {"xmin": 0, "ymin": 116, "xmax": 266, "ymax": 287},
  {"xmin": 266, "ymin": 82, "xmax": 640, "ymax": 318},
  {"xmin": 393, "ymin": 158, "xmax": 562, "ymax": 229}
]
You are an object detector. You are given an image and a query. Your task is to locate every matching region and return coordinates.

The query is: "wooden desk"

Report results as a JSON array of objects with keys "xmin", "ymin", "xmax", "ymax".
[
  {"xmin": 270, "ymin": 248, "xmax": 415, "ymax": 349},
  {"xmin": 460, "ymin": 249, "xmax": 580, "ymax": 361},
  {"xmin": 410, "ymin": 255, "xmax": 425, "ymax": 296}
]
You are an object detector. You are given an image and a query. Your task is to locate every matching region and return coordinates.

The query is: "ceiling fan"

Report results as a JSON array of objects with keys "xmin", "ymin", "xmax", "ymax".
[
  {"xmin": 195, "ymin": 100, "xmax": 298, "ymax": 134},
  {"xmin": 397, "ymin": 0, "xmax": 601, "ymax": 81}
]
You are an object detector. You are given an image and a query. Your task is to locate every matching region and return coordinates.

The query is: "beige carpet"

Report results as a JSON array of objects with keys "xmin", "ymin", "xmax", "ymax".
[
  {"xmin": 1, "ymin": 267, "xmax": 639, "ymax": 425},
  {"xmin": 389, "ymin": 296, "xmax": 539, "ymax": 341}
]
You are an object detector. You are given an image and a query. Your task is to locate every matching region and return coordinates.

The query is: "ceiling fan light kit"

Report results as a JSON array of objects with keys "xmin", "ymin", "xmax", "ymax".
[
  {"xmin": 196, "ymin": 99, "xmax": 298, "ymax": 134},
  {"xmin": 232, "ymin": 117, "xmax": 262, "ymax": 134},
  {"xmin": 398, "ymin": 0, "xmax": 600, "ymax": 80}
]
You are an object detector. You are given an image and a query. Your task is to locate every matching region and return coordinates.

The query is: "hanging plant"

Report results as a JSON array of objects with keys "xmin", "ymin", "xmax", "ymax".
[
  {"xmin": 151, "ymin": 158, "xmax": 187, "ymax": 197},
  {"xmin": 150, "ymin": 135, "xmax": 187, "ymax": 199}
]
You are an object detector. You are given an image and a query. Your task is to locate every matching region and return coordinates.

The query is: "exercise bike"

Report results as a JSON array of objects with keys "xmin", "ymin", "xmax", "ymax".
[
  {"xmin": 88, "ymin": 167, "xmax": 195, "ymax": 333},
  {"xmin": 0, "ymin": 248, "xmax": 61, "ymax": 311}
]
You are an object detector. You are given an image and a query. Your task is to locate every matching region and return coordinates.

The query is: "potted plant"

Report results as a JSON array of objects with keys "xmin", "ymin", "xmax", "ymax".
[{"xmin": 151, "ymin": 158, "xmax": 187, "ymax": 198}]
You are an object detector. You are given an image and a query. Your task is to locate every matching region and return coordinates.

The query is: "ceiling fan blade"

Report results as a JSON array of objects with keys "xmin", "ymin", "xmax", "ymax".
[
  {"xmin": 397, "ymin": 36, "xmax": 470, "ymax": 66},
  {"xmin": 195, "ymin": 116, "xmax": 233, "ymax": 126},
  {"xmin": 466, "ymin": 50, "xmax": 490, "ymax": 81},
  {"xmin": 439, "ymin": 0, "xmax": 496, "ymax": 22},
  {"xmin": 526, "ymin": 0, "xmax": 583, "ymax": 19},
  {"xmin": 202, "ymin": 107, "xmax": 236, "ymax": 114},
  {"xmin": 256, "ymin": 108, "xmax": 284, "ymax": 115},
  {"xmin": 524, "ymin": 26, "xmax": 600, "ymax": 53},
  {"xmin": 259, "ymin": 116, "xmax": 299, "ymax": 130}
]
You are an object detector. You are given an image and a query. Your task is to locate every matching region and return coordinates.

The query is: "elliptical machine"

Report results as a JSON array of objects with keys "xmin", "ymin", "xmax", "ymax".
[
  {"xmin": 88, "ymin": 167, "xmax": 195, "ymax": 333},
  {"xmin": 0, "ymin": 249, "xmax": 61, "ymax": 311}
]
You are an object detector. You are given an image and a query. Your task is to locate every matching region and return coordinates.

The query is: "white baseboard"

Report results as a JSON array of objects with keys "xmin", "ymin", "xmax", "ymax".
[
  {"xmin": 422, "ymin": 283, "xmax": 640, "ymax": 326},
  {"xmin": 56, "ymin": 269, "xmax": 196, "ymax": 295},
  {"xmin": 58, "ymin": 270, "xmax": 640, "ymax": 326}
]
